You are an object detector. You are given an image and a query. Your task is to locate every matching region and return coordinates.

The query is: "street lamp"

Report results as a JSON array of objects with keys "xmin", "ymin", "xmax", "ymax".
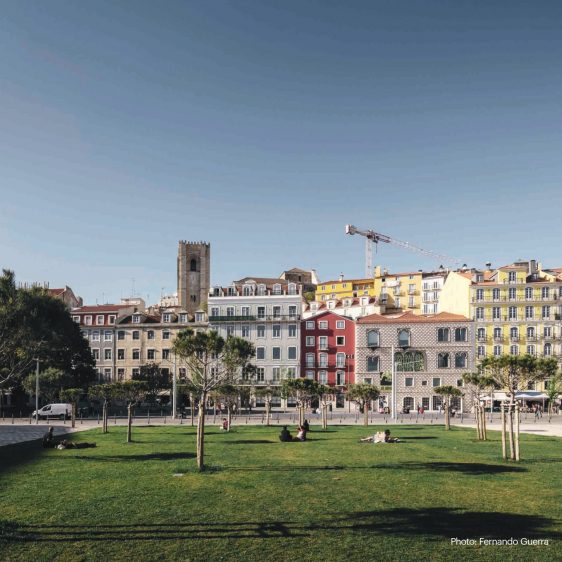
[
  {"xmin": 391, "ymin": 345, "xmax": 396, "ymax": 420},
  {"xmin": 35, "ymin": 358, "xmax": 40, "ymax": 424}
]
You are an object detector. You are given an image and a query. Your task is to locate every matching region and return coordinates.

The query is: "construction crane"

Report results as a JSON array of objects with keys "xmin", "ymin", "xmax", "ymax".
[{"xmin": 345, "ymin": 224, "xmax": 463, "ymax": 278}]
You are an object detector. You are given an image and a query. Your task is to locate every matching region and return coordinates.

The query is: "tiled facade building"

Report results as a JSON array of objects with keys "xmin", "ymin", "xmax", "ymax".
[{"xmin": 356, "ymin": 311, "xmax": 474, "ymax": 413}]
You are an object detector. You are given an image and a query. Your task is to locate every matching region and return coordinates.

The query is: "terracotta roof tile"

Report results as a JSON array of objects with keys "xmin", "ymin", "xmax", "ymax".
[
  {"xmin": 73, "ymin": 305, "xmax": 124, "ymax": 313},
  {"xmin": 357, "ymin": 311, "xmax": 470, "ymax": 324}
]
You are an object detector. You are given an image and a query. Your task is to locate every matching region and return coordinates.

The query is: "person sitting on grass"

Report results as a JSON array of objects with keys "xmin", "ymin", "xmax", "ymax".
[
  {"xmin": 302, "ymin": 419, "xmax": 310, "ymax": 432},
  {"xmin": 294, "ymin": 425, "xmax": 307, "ymax": 442},
  {"xmin": 221, "ymin": 418, "xmax": 229, "ymax": 431},
  {"xmin": 383, "ymin": 430, "xmax": 400, "ymax": 443},
  {"xmin": 42, "ymin": 427, "xmax": 56, "ymax": 448},
  {"xmin": 279, "ymin": 426, "xmax": 292, "ymax": 442}
]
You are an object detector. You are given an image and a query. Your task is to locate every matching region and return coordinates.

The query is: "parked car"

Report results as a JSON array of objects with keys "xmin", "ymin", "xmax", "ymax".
[{"xmin": 32, "ymin": 403, "xmax": 72, "ymax": 420}]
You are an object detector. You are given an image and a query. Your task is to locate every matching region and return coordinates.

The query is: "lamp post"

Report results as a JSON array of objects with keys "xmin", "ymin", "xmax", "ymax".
[
  {"xmin": 391, "ymin": 344, "xmax": 396, "ymax": 421},
  {"xmin": 35, "ymin": 358, "xmax": 40, "ymax": 424},
  {"xmin": 172, "ymin": 353, "xmax": 177, "ymax": 419}
]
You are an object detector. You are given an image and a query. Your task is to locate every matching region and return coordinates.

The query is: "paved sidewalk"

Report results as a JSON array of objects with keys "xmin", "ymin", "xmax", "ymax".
[
  {"xmin": 452, "ymin": 418, "xmax": 562, "ymax": 437},
  {"xmin": 0, "ymin": 425, "xmax": 90, "ymax": 447}
]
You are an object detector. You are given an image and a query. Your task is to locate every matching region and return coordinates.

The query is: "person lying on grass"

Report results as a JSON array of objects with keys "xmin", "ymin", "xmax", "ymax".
[
  {"xmin": 360, "ymin": 430, "xmax": 400, "ymax": 443},
  {"xmin": 56, "ymin": 440, "xmax": 96, "ymax": 449}
]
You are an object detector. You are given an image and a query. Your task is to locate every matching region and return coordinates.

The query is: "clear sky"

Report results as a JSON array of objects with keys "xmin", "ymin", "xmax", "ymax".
[{"xmin": 2, "ymin": 1, "xmax": 562, "ymax": 304}]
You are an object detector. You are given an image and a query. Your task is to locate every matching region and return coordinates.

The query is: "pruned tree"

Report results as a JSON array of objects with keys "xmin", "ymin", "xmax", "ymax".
[
  {"xmin": 254, "ymin": 385, "xmax": 279, "ymax": 426},
  {"xmin": 281, "ymin": 378, "xmax": 319, "ymax": 426},
  {"xmin": 545, "ymin": 372, "xmax": 562, "ymax": 421},
  {"xmin": 347, "ymin": 383, "xmax": 380, "ymax": 426},
  {"xmin": 462, "ymin": 372, "xmax": 496, "ymax": 440},
  {"xmin": 317, "ymin": 384, "xmax": 334, "ymax": 430},
  {"xmin": 480, "ymin": 355, "xmax": 558, "ymax": 461},
  {"xmin": 112, "ymin": 381, "xmax": 147, "ymax": 443},
  {"xmin": 89, "ymin": 383, "xmax": 116, "ymax": 434},
  {"xmin": 434, "ymin": 386, "xmax": 463, "ymax": 430},
  {"xmin": 60, "ymin": 388, "xmax": 82, "ymax": 428},
  {"xmin": 172, "ymin": 329, "xmax": 255, "ymax": 471}
]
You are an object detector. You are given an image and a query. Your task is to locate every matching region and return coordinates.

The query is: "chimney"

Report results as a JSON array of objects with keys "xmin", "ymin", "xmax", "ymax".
[
  {"xmin": 530, "ymin": 260, "xmax": 537, "ymax": 275},
  {"xmin": 339, "ymin": 273, "xmax": 344, "ymax": 282},
  {"xmin": 374, "ymin": 265, "xmax": 381, "ymax": 277},
  {"xmin": 485, "ymin": 262, "xmax": 492, "ymax": 270}
]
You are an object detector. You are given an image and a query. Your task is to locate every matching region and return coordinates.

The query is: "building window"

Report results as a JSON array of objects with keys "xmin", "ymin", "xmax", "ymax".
[
  {"xmin": 117, "ymin": 330, "xmax": 125, "ymax": 341},
  {"xmin": 288, "ymin": 347, "xmax": 297, "ymax": 360},
  {"xmin": 367, "ymin": 330, "xmax": 379, "ymax": 348},
  {"xmin": 510, "ymin": 327, "xmax": 518, "ymax": 340},
  {"xmin": 405, "ymin": 377, "xmax": 413, "ymax": 387},
  {"xmin": 163, "ymin": 331, "xmax": 170, "ymax": 340},
  {"xmin": 398, "ymin": 329, "xmax": 410, "ymax": 347},
  {"xmin": 527, "ymin": 345, "xmax": 535, "ymax": 356},
  {"xmin": 492, "ymin": 307, "xmax": 501, "ymax": 320},
  {"xmin": 273, "ymin": 284, "xmax": 282, "ymax": 295},
  {"xmin": 475, "ymin": 307, "xmax": 484, "ymax": 320},
  {"xmin": 84, "ymin": 316, "xmax": 92, "ymax": 326},
  {"xmin": 395, "ymin": 351, "xmax": 424, "ymax": 372},
  {"xmin": 272, "ymin": 347, "xmax": 281, "ymax": 360},
  {"xmin": 432, "ymin": 396, "xmax": 443, "ymax": 410},
  {"xmin": 226, "ymin": 307, "xmax": 235, "ymax": 317},
  {"xmin": 476, "ymin": 289, "xmax": 484, "ymax": 301},
  {"xmin": 147, "ymin": 330, "xmax": 154, "ymax": 340},
  {"xmin": 437, "ymin": 353, "xmax": 450, "ymax": 368},
  {"xmin": 336, "ymin": 320, "xmax": 345, "ymax": 329},
  {"xmin": 243, "ymin": 285, "xmax": 253, "ymax": 296},
  {"xmin": 242, "ymin": 325, "xmax": 250, "ymax": 338},
  {"xmin": 117, "ymin": 368, "xmax": 125, "ymax": 380},
  {"xmin": 477, "ymin": 346, "xmax": 485, "ymax": 357},
  {"xmin": 73, "ymin": 315, "xmax": 80, "ymax": 323},
  {"xmin": 336, "ymin": 371, "xmax": 345, "ymax": 385},
  {"xmin": 542, "ymin": 287, "xmax": 550, "ymax": 299},
  {"xmin": 132, "ymin": 315, "xmax": 141, "ymax": 324},
  {"xmin": 117, "ymin": 349, "xmax": 125, "ymax": 360},
  {"xmin": 544, "ymin": 326, "xmax": 552, "ymax": 338},
  {"xmin": 132, "ymin": 349, "xmax": 140, "ymax": 360},
  {"xmin": 147, "ymin": 349, "xmax": 155, "ymax": 360},
  {"xmin": 257, "ymin": 306, "xmax": 266, "ymax": 319},
  {"xmin": 319, "ymin": 321, "xmax": 328, "ymax": 329},
  {"xmin": 542, "ymin": 305, "xmax": 551, "ymax": 319},
  {"xmin": 455, "ymin": 352, "xmax": 467, "ymax": 368},
  {"xmin": 544, "ymin": 343, "xmax": 552, "ymax": 356},
  {"xmin": 492, "ymin": 288, "xmax": 500, "ymax": 300},
  {"xmin": 180, "ymin": 313, "xmax": 188, "ymax": 323},
  {"xmin": 336, "ymin": 353, "xmax": 345, "ymax": 368},
  {"xmin": 132, "ymin": 330, "xmax": 140, "ymax": 340},
  {"xmin": 318, "ymin": 353, "xmax": 328, "ymax": 368},
  {"xmin": 190, "ymin": 258, "xmax": 197, "ymax": 272},
  {"xmin": 272, "ymin": 306, "xmax": 281, "ymax": 319},
  {"xmin": 493, "ymin": 327, "xmax": 502, "ymax": 340},
  {"xmin": 257, "ymin": 325, "xmax": 265, "ymax": 338},
  {"xmin": 241, "ymin": 306, "xmax": 250, "ymax": 317},
  {"xmin": 256, "ymin": 347, "xmax": 265, "ymax": 360},
  {"xmin": 336, "ymin": 336, "xmax": 345, "ymax": 346},
  {"xmin": 306, "ymin": 336, "xmax": 315, "ymax": 347},
  {"xmin": 162, "ymin": 349, "xmax": 170, "ymax": 360},
  {"xmin": 256, "ymin": 367, "xmax": 265, "ymax": 382},
  {"xmin": 92, "ymin": 331, "xmax": 100, "ymax": 342},
  {"xmin": 367, "ymin": 356, "xmax": 379, "ymax": 372},
  {"xmin": 108, "ymin": 315, "xmax": 116, "ymax": 324},
  {"xmin": 437, "ymin": 328, "xmax": 450, "ymax": 342},
  {"xmin": 510, "ymin": 345, "xmax": 519, "ymax": 356},
  {"xmin": 432, "ymin": 377, "xmax": 441, "ymax": 387},
  {"xmin": 493, "ymin": 345, "xmax": 502, "ymax": 356},
  {"xmin": 508, "ymin": 307, "xmax": 517, "ymax": 320},
  {"xmin": 272, "ymin": 324, "xmax": 281, "ymax": 338},
  {"xmin": 104, "ymin": 349, "xmax": 112, "ymax": 360},
  {"xmin": 210, "ymin": 307, "xmax": 220, "ymax": 318},
  {"xmin": 508, "ymin": 272, "xmax": 516, "ymax": 283},
  {"xmin": 288, "ymin": 283, "xmax": 297, "ymax": 295},
  {"xmin": 525, "ymin": 306, "xmax": 534, "ymax": 319},
  {"xmin": 508, "ymin": 287, "xmax": 516, "ymax": 300},
  {"xmin": 92, "ymin": 349, "xmax": 100, "ymax": 361},
  {"xmin": 477, "ymin": 328, "xmax": 486, "ymax": 341},
  {"xmin": 527, "ymin": 326, "xmax": 535, "ymax": 339},
  {"xmin": 226, "ymin": 325, "xmax": 235, "ymax": 337},
  {"xmin": 525, "ymin": 287, "xmax": 533, "ymax": 300},
  {"xmin": 288, "ymin": 324, "xmax": 297, "ymax": 338},
  {"xmin": 272, "ymin": 367, "xmax": 281, "ymax": 382},
  {"xmin": 96, "ymin": 315, "xmax": 104, "ymax": 325},
  {"xmin": 306, "ymin": 353, "xmax": 315, "ymax": 368},
  {"xmin": 286, "ymin": 367, "xmax": 297, "ymax": 379},
  {"xmin": 319, "ymin": 371, "xmax": 327, "ymax": 384},
  {"xmin": 454, "ymin": 328, "xmax": 467, "ymax": 342}
]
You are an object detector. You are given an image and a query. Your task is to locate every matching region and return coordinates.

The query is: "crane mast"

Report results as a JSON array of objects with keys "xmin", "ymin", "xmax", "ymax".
[{"xmin": 345, "ymin": 224, "xmax": 462, "ymax": 276}]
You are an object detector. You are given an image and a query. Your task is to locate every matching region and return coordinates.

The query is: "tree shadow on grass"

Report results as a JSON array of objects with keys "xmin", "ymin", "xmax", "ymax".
[
  {"xmin": 74, "ymin": 452, "xmax": 196, "ymax": 462},
  {"xmin": 400, "ymin": 436, "xmax": 437, "ymax": 440},
  {"xmin": 220, "ymin": 440, "xmax": 275, "ymax": 445},
  {"xmin": 3, "ymin": 508, "xmax": 559, "ymax": 543}
]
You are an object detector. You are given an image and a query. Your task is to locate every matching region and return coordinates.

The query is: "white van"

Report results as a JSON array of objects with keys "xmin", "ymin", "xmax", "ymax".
[{"xmin": 32, "ymin": 403, "xmax": 72, "ymax": 420}]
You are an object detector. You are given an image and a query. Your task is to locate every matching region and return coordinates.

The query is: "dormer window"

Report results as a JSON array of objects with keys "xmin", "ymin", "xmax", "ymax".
[
  {"xmin": 361, "ymin": 297, "xmax": 368, "ymax": 306},
  {"xmin": 132, "ymin": 314, "xmax": 141, "ymax": 324},
  {"xmin": 273, "ymin": 284, "xmax": 282, "ymax": 295},
  {"xmin": 72, "ymin": 316, "xmax": 80, "ymax": 323},
  {"xmin": 195, "ymin": 312, "xmax": 204, "ymax": 322},
  {"xmin": 179, "ymin": 313, "xmax": 188, "ymax": 323},
  {"xmin": 288, "ymin": 283, "xmax": 297, "ymax": 295},
  {"xmin": 257, "ymin": 284, "xmax": 266, "ymax": 296},
  {"xmin": 163, "ymin": 313, "xmax": 172, "ymax": 323},
  {"xmin": 96, "ymin": 315, "xmax": 104, "ymax": 325},
  {"xmin": 108, "ymin": 315, "xmax": 116, "ymax": 324},
  {"xmin": 243, "ymin": 284, "xmax": 254, "ymax": 296}
]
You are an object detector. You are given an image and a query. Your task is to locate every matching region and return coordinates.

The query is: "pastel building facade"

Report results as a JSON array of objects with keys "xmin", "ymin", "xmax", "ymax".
[{"xmin": 356, "ymin": 311, "xmax": 474, "ymax": 413}]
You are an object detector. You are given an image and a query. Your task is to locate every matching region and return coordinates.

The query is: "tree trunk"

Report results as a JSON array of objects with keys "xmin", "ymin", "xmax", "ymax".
[
  {"xmin": 508, "ymin": 402, "xmax": 515, "ymax": 460},
  {"xmin": 190, "ymin": 393, "xmax": 194, "ymax": 427},
  {"xmin": 265, "ymin": 400, "xmax": 270, "ymax": 426},
  {"xmin": 444, "ymin": 400, "xmax": 450, "ymax": 430},
  {"xmin": 481, "ymin": 406, "xmax": 487, "ymax": 441},
  {"xmin": 197, "ymin": 393, "xmax": 206, "ymax": 471},
  {"xmin": 127, "ymin": 403, "xmax": 133, "ymax": 443},
  {"xmin": 71, "ymin": 402, "xmax": 76, "ymax": 429},
  {"xmin": 227, "ymin": 405, "xmax": 232, "ymax": 432},
  {"xmin": 515, "ymin": 403, "xmax": 520, "ymax": 461},
  {"xmin": 364, "ymin": 402, "xmax": 369, "ymax": 426},
  {"xmin": 103, "ymin": 400, "xmax": 108, "ymax": 434},
  {"xmin": 501, "ymin": 404, "xmax": 507, "ymax": 459}
]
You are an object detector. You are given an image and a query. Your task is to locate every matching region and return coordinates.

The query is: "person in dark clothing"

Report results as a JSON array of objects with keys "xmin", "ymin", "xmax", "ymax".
[
  {"xmin": 302, "ymin": 419, "xmax": 310, "ymax": 432},
  {"xmin": 279, "ymin": 426, "xmax": 292, "ymax": 442},
  {"xmin": 42, "ymin": 427, "xmax": 55, "ymax": 448}
]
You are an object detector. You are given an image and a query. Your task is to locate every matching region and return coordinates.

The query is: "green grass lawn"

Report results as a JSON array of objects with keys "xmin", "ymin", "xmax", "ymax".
[{"xmin": 1, "ymin": 423, "xmax": 561, "ymax": 562}]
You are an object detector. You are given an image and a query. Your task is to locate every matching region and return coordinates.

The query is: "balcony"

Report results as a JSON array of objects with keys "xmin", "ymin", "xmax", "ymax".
[
  {"xmin": 477, "ymin": 336, "xmax": 488, "ymax": 343},
  {"xmin": 209, "ymin": 315, "xmax": 256, "ymax": 322},
  {"xmin": 510, "ymin": 335, "xmax": 519, "ymax": 342}
]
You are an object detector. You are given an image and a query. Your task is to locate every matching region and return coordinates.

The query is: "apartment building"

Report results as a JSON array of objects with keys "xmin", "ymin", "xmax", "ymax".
[
  {"xmin": 303, "ymin": 295, "xmax": 382, "ymax": 320},
  {"xmin": 114, "ymin": 309, "xmax": 207, "ymax": 381},
  {"xmin": 72, "ymin": 304, "xmax": 136, "ymax": 381},
  {"xmin": 300, "ymin": 311, "xmax": 356, "ymax": 409},
  {"xmin": 208, "ymin": 277, "xmax": 303, "ymax": 386},
  {"xmin": 471, "ymin": 261, "xmax": 562, "ymax": 383},
  {"xmin": 356, "ymin": 311, "xmax": 474, "ymax": 413}
]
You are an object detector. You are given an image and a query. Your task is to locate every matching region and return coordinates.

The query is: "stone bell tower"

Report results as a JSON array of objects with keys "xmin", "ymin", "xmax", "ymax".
[{"xmin": 177, "ymin": 241, "xmax": 210, "ymax": 315}]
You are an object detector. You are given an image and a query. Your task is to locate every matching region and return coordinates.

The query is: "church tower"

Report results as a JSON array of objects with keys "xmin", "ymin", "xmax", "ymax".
[{"xmin": 177, "ymin": 241, "xmax": 210, "ymax": 315}]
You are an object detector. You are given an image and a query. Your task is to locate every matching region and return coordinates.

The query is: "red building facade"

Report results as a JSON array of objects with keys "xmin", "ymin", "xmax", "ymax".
[{"xmin": 300, "ymin": 311, "xmax": 356, "ymax": 386}]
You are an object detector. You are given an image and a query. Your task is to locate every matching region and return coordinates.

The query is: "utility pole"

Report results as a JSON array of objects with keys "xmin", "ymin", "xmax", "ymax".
[
  {"xmin": 391, "ymin": 345, "xmax": 396, "ymax": 421},
  {"xmin": 172, "ymin": 354, "xmax": 177, "ymax": 419}
]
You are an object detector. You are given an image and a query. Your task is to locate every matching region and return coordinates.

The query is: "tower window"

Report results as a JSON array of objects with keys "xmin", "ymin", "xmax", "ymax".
[{"xmin": 190, "ymin": 259, "xmax": 197, "ymax": 272}]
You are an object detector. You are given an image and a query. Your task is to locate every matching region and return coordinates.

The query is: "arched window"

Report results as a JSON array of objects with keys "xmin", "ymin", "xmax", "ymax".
[
  {"xmin": 367, "ymin": 330, "xmax": 379, "ymax": 348},
  {"xmin": 288, "ymin": 283, "xmax": 297, "ymax": 295},
  {"xmin": 437, "ymin": 328, "xmax": 449, "ymax": 342},
  {"xmin": 243, "ymin": 285, "xmax": 253, "ymax": 296},
  {"xmin": 257, "ymin": 284, "xmax": 266, "ymax": 296},
  {"xmin": 190, "ymin": 259, "xmax": 197, "ymax": 272},
  {"xmin": 544, "ymin": 343, "xmax": 552, "ymax": 356},
  {"xmin": 273, "ymin": 284, "xmax": 282, "ymax": 295},
  {"xmin": 510, "ymin": 345, "xmax": 519, "ymax": 356},
  {"xmin": 527, "ymin": 326, "xmax": 535, "ymax": 338},
  {"xmin": 455, "ymin": 352, "xmax": 467, "ymax": 368},
  {"xmin": 395, "ymin": 351, "xmax": 424, "ymax": 372},
  {"xmin": 398, "ymin": 329, "xmax": 410, "ymax": 348},
  {"xmin": 437, "ymin": 353, "xmax": 450, "ymax": 368},
  {"xmin": 510, "ymin": 327, "xmax": 518, "ymax": 340}
]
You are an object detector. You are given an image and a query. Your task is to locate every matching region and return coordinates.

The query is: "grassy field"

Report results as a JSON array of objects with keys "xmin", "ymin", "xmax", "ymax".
[{"xmin": 1, "ymin": 423, "xmax": 560, "ymax": 562}]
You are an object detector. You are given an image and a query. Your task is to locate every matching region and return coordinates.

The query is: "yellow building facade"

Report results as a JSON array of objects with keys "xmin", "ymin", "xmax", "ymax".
[{"xmin": 471, "ymin": 261, "xmax": 562, "ymax": 389}]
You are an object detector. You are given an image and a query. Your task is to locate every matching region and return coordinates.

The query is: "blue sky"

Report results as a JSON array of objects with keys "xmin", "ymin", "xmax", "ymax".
[{"xmin": 2, "ymin": 1, "xmax": 562, "ymax": 304}]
